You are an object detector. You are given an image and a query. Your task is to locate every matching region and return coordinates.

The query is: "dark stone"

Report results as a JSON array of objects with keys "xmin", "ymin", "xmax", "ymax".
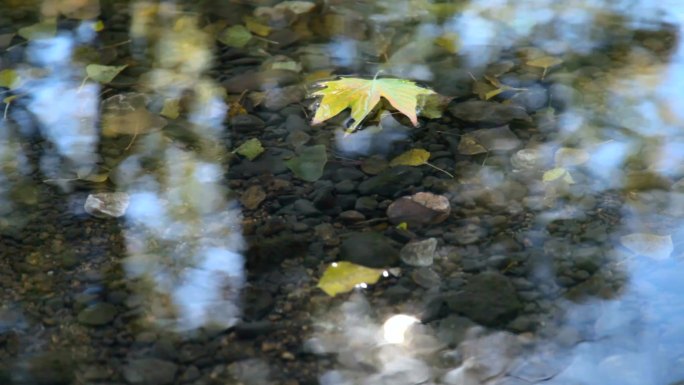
[
  {"xmin": 230, "ymin": 114, "xmax": 265, "ymax": 129},
  {"xmin": 357, "ymin": 166, "xmax": 423, "ymax": 196},
  {"xmin": 449, "ymin": 100, "xmax": 531, "ymax": 126},
  {"xmin": 242, "ymin": 287, "xmax": 274, "ymax": 321},
  {"xmin": 284, "ymin": 114, "xmax": 309, "ymax": 132},
  {"xmin": 77, "ymin": 303, "xmax": 118, "ymax": 326},
  {"xmin": 229, "ymin": 148, "xmax": 293, "ymax": 178},
  {"xmin": 123, "ymin": 358, "xmax": 178, "ymax": 385},
  {"xmin": 445, "ymin": 272, "xmax": 522, "ymax": 326},
  {"xmin": 293, "ymin": 199, "xmax": 319, "ymax": 216},
  {"xmin": 339, "ymin": 232, "xmax": 400, "ymax": 268},
  {"xmin": 354, "ymin": 196, "xmax": 378, "ymax": 213}
]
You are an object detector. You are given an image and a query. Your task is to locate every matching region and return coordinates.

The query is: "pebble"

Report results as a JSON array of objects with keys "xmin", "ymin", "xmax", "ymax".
[
  {"xmin": 339, "ymin": 232, "xmax": 400, "ymax": 268},
  {"xmin": 77, "ymin": 303, "xmax": 118, "ymax": 326},
  {"xmin": 240, "ymin": 185, "xmax": 267, "ymax": 210},
  {"xmin": 293, "ymin": 199, "xmax": 319, "ymax": 216},
  {"xmin": 354, "ymin": 196, "xmax": 378, "ymax": 213},
  {"xmin": 387, "ymin": 192, "xmax": 451, "ymax": 227},
  {"xmin": 444, "ymin": 222, "xmax": 486, "ymax": 245},
  {"xmin": 411, "ymin": 267, "xmax": 442, "ymax": 289},
  {"xmin": 449, "ymin": 100, "xmax": 531, "ymax": 125},
  {"xmin": 123, "ymin": 358, "xmax": 178, "ymax": 385},
  {"xmin": 357, "ymin": 166, "xmax": 422, "ymax": 196},
  {"xmin": 334, "ymin": 179, "xmax": 356, "ymax": 193},
  {"xmin": 338, "ymin": 210, "xmax": 365, "ymax": 223},
  {"xmin": 264, "ymin": 85, "xmax": 306, "ymax": 111},
  {"xmin": 400, "ymin": 238, "xmax": 438, "ymax": 267},
  {"xmin": 444, "ymin": 272, "xmax": 522, "ymax": 326}
]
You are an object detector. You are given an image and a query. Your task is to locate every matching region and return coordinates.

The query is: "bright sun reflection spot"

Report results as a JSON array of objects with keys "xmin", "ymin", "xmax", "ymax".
[
  {"xmin": 332, "ymin": 262, "xmax": 338, "ymax": 267},
  {"xmin": 382, "ymin": 270, "xmax": 389, "ymax": 277},
  {"xmin": 383, "ymin": 314, "xmax": 419, "ymax": 344}
]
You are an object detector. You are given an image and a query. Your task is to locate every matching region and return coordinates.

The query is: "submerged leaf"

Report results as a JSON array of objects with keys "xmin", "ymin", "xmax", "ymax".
[
  {"xmin": 235, "ymin": 138, "xmax": 265, "ymax": 160},
  {"xmin": 390, "ymin": 149, "xmax": 430, "ymax": 167},
  {"xmin": 620, "ymin": 233, "xmax": 673, "ymax": 260},
  {"xmin": 86, "ymin": 64, "xmax": 127, "ymax": 84},
  {"xmin": 285, "ymin": 144, "xmax": 327, "ymax": 182},
  {"xmin": 317, "ymin": 261, "xmax": 384, "ymax": 297},
  {"xmin": 542, "ymin": 167, "xmax": 575, "ymax": 184},
  {"xmin": 218, "ymin": 25, "xmax": 252, "ymax": 48},
  {"xmin": 244, "ymin": 16, "xmax": 271, "ymax": 37},
  {"xmin": 0, "ymin": 69, "xmax": 20, "ymax": 89},
  {"xmin": 526, "ymin": 56, "xmax": 563, "ymax": 69},
  {"xmin": 311, "ymin": 77, "xmax": 438, "ymax": 133},
  {"xmin": 18, "ymin": 20, "xmax": 57, "ymax": 40},
  {"xmin": 160, "ymin": 98, "xmax": 180, "ymax": 119}
]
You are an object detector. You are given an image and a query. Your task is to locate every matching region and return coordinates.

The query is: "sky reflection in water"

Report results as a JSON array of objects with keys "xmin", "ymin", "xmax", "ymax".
[{"xmin": 1, "ymin": 0, "xmax": 684, "ymax": 384}]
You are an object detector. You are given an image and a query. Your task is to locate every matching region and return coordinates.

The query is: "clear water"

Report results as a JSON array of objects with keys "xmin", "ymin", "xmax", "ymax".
[{"xmin": 1, "ymin": 1, "xmax": 684, "ymax": 384}]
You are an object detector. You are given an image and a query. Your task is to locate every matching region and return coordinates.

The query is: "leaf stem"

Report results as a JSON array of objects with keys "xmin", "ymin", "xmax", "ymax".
[{"xmin": 425, "ymin": 162, "xmax": 454, "ymax": 178}]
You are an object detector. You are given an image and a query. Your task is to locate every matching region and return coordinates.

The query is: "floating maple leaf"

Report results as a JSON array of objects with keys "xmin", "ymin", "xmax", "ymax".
[{"xmin": 310, "ymin": 76, "xmax": 439, "ymax": 133}]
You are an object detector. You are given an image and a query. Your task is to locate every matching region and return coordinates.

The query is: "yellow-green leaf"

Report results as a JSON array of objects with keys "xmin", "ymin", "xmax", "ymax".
[
  {"xmin": 543, "ymin": 167, "xmax": 575, "ymax": 184},
  {"xmin": 160, "ymin": 98, "xmax": 180, "ymax": 119},
  {"xmin": 244, "ymin": 16, "xmax": 271, "ymax": 37},
  {"xmin": 218, "ymin": 25, "xmax": 252, "ymax": 48},
  {"xmin": 18, "ymin": 20, "xmax": 57, "ymax": 40},
  {"xmin": 317, "ymin": 261, "xmax": 384, "ymax": 297},
  {"xmin": 91, "ymin": 20, "xmax": 105, "ymax": 32},
  {"xmin": 311, "ymin": 77, "xmax": 438, "ymax": 133},
  {"xmin": 0, "ymin": 69, "xmax": 20, "ymax": 89},
  {"xmin": 86, "ymin": 64, "xmax": 127, "ymax": 84},
  {"xmin": 390, "ymin": 148, "xmax": 430, "ymax": 167},
  {"xmin": 235, "ymin": 138, "xmax": 264, "ymax": 161},
  {"xmin": 526, "ymin": 56, "xmax": 562, "ymax": 69},
  {"xmin": 554, "ymin": 147, "xmax": 590, "ymax": 167}
]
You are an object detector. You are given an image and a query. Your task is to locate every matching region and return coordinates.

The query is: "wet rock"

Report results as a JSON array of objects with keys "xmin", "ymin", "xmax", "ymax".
[
  {"xmin": 334, "ymin": 179, "xmax": 356, "ymax": 193},
  {"xmin": 24, "ymin": 351, "xmax": 75, "ymax": 385},
  {"xmin": 123, "ymin": 358, "xmax": 178, "ymax": 385},
  {"xmin": 338, "ymin": 210, "xmax": 365, "ymax": 223},
  {"xmin": 223, "ymin": 69, "xmax": 300, "ymax": 93},
  {"xmin": 101, "ymin": 93, "xmax": 166, "ymax": 137},
  {"xmin": 354, "ymin": 196, "xmax": 378, "ymax": 213},
  {"xmin": 510, "ymin": 85, "xmax": 548, "ymax": 111},
  {"xmin": 435, "ymin": 315, "xmax": 477, "ymax": 347},
  {"xmin": 400, "ymin": 238, "xmax": 438, "ymax": 267},
  {"xmin": 339, "ymin": 232, "xmax": 400, "ymax": 268},
  {"xmin": 358, "ymin": 166, "xmax": 423, "ymax": 196},
  {"xmin": 178, "ymin": 365, "xmax": 200, "ymax": 383},
  {"xmin": 264, "ymin": 85, "xmax": 306, "ymax": 110},
  {"xmin": 445, "ymin": 222, "xmax": 486, "ymax": 245},
  {"xmin": 411, "ymin": 267, "xmax": 441, "ymax": 289},
  {"xmin": 449, "ymin": 100, "xmax": 531, "ymax": 125},
  {"xmin": 445, "ymin": 272, "xmax": 522, "ymax": 326},
  {"xmin": 458, "ymin": 126, "xmax": 522, "ymax": 155},
  {"xmin": 361, "ymin": 155, "xmax": 389, "ymax": 175},
  {"xmin": 230, "ymin": 114, "xmax": 265, "ymax": 130},
  {"xmin": 286, "ymin": 129, "xmax": 311, "ymax": 149},
  {"xmin": 77, "ymin": 303, "xmax": 118, "ymax": 326},
  {"xmin": 335, "ymin": 167, "xmax": 366, "ymax": 181},
  {"xmin": 387, "ymin": 192, "xmax": 451, "ymax": 227},
  {"xmin": 293, "ymin": 199, "xmax": 319, "ymax": 216},
  {"xmin": 230, "ymin": 148, "xmax": 293, "ymax": 177},
  {"xmin": 243, "ymin": 287, "xmax": 274, "ymax": 321},
  {"xmin": 240, "ymin": 185, "xmax": 266, "ymax": 210},
  {"xmin": 284, "ymin": 114, "xmax": 309, "ymax": 132},
  {"xmin": 511, "ymin": 148, "xmax": 546, "ymax": 171},
  {"xmin": 315, "ymin": 223, "xmax": 339, "ymax": 246},
  {"xmin": 84, "ymin": 192, "xmax": 129, "ymax": 218}
]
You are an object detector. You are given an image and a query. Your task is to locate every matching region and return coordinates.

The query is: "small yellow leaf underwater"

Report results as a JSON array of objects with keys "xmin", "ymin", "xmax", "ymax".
[
  {"xmin": 317, "ymin": 261, "xmax": 384, "ymax": 297},
  {"xmin": 390, "ymin": 148, "xmax": 431, "ymax": 167}
]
